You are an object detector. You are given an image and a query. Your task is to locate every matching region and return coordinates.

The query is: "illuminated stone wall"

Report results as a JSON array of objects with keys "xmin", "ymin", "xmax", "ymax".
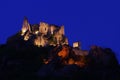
[
  {"xmin": 34, "ymin": 35, "xmax": 47, "ymax": 47},
  {"xmin": 39, "ymin": 22, "xmax": 49, "ymax": 35},
  {"xmin": 20, "ymin": 17, "xmax": 68, "ymax": 47},
  {"xmin": 21, "ymin": 17, "xmax": 31, "ymax": 36},
  {"xmin": 73, "ymin": 42, "xmax": 81, "ymax": 49},
  {"xmin": 50, "ymin": 25, "xmax": 57, "ymax": 34},
  {"xmin": 59, "ymin": 25, "xmax": 65, "ymax": 35}
]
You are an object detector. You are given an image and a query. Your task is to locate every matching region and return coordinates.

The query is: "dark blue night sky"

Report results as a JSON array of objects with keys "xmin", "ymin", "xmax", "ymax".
[{"xmin": 0, "ymin": 0, "xmax": 120, "ymax": 63}]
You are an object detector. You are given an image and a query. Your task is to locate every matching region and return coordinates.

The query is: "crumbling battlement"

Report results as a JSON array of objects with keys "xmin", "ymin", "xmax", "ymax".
[{"xmin": 21, "ymin": 17, "xmax": 68, "ymax": 47}]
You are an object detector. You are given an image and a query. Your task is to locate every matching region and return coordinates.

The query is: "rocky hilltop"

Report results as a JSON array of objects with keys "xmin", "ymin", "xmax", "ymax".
[{"xmin": 0, "ymin": 18, "xmax": 120, "ymax": 80}]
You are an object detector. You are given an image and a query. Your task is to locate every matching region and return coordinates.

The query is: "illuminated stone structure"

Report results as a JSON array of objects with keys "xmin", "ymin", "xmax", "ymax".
[
  {"xmin": 21, "ymin": 17, "xmax": 68, "ymax": 47},
  {"xmin": 21, "ymin": 17, "xmax": 31, "ymax": 36},
  {"xmin": 73, "ymin": 41, "xmax": 88, "ymax": 56},
  {"xmin": 34, "ymin": 34, "xmax": 47, "ymax": 47},
  {"xmin": 39, "ymin": 22, "xmax": 49, "ymax": 35},
  {"xmin": 73, "ymin": 42, "xmax": 81, "ymax": 49}
]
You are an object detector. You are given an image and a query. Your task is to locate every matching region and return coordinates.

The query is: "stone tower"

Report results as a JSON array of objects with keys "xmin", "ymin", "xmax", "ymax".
[
  {"xmin": 58, "ymin": 25, "xmax": 65, "ymax": 35},
  {"xmin": 39, "ymin": 22, "xmax": 49, "ymax": 35},
  {"xmin": 50, "ymin": 25, "xmax": 57, "ymax": 35},
  {"xmin": 21, "ymin": 17, "xmax": 31, "ymax": 36},
  {"xmin": 54, "ymin": 32, "xmax": 63, "ymax": 45}
]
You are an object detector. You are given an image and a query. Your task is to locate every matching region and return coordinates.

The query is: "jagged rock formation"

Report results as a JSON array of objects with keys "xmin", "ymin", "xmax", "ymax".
[{"xmin": 21, "ymin": 17, "xmax": 68, "ymax": 47}]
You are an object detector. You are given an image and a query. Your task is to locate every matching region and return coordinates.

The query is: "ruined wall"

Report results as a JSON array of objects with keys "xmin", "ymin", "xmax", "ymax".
[
  {"xmin": 31, "ymin": 24, "xmax": 39, "ymax": 34},
  {"xmin": 54, "ymin": 33, "xmax": 63, "ymax": 45},
  {"xmin": 50, "ymin": 25, "xmax": 57, "ymax": 34},
  {"xmin": 34, "ymin": 35, "xmax": 47, "ymax": 47},
  {"xmin": 58, "ymin": 25, "xmax": 64, "ymax": 35},
  {"xmin": 21, "ymin": 17, "xmax": 31, "ymax": 36},
  {"xmin": 64, "ymin": 38, "xmax": 69, "ymax": 45},
  {"xmin": 39, "ymin": 22, "xmax": 49, "ymax": 35},
  {"xmin": 24, "ymin": 32, "xmax": 30, "ymax": 41},
  {"xmin": 20, "ymin": 17, "xmax": 69, "ymax": 47}
]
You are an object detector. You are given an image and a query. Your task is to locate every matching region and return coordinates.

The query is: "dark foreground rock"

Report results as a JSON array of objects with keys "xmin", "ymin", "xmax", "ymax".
[{"xmin": 0, "ymin": 44, "xmax": 120, "ymax": 80}]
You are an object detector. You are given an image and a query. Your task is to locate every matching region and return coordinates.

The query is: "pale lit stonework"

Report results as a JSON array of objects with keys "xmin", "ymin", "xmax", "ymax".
[{"xmin": 21, "ymin": 17, "xmax": 69, "ymax": 47}]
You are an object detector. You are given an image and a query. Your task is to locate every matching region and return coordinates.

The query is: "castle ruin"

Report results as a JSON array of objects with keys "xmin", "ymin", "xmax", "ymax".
[{"xmin": 21, "ymin": 17, "xmax": 68, "ymax": 47}]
